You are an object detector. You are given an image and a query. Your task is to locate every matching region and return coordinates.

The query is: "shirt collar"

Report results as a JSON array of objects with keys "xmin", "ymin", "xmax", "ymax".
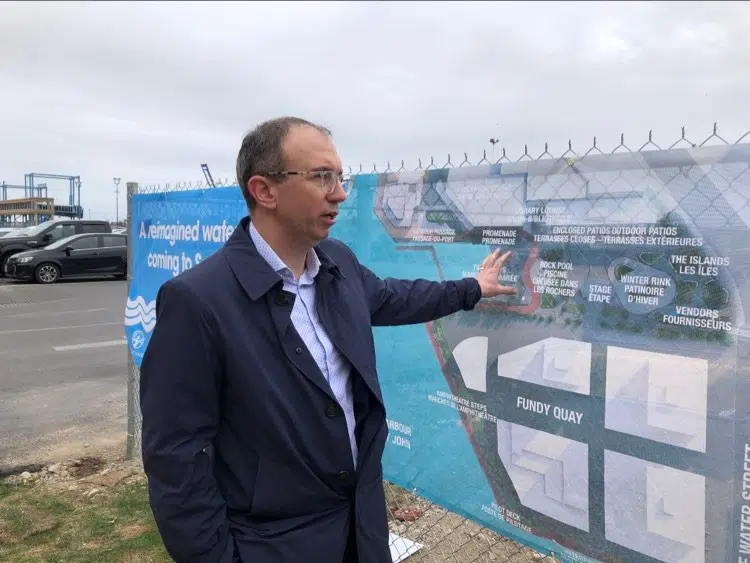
[{"xmin": 248, "ymin": 221, "xmax": 321, "ymax": 283}]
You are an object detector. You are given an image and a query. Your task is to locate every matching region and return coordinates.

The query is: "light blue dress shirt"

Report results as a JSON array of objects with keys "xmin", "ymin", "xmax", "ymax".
[{"xmin": 249, "ymin": 222, "xmax": 358, "ymax": 467}]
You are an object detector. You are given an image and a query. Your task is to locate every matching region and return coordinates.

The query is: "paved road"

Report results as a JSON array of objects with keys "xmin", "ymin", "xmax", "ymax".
[{"xmin": 0, "ymin": 278, "xmax": 129, "ymax": 472}]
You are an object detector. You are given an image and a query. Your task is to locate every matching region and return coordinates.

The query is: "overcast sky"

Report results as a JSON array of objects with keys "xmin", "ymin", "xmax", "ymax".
[{"xmin": 0, "ymin": 0, "xmax": 748, "ymax": 220}]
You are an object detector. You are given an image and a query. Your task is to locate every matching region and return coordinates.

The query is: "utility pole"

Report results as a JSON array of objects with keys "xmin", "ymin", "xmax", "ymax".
[{"xmin": 113, "ymin": 177, "xmax": 121, "ymax": 223}]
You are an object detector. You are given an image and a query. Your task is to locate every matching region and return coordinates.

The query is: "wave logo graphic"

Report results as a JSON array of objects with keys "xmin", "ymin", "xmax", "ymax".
[{"xmin": 124, "ymin": 295, "xmax": 157, "ymax": 333}]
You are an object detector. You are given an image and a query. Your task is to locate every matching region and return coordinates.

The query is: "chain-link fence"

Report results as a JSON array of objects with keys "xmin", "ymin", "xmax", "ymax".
[{"xmin": 125, "ymin": 123, "xmax": 750, "ymax": 563}]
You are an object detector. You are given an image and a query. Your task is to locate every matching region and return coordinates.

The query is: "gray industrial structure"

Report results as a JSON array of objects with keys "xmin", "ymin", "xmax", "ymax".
[{"xmin": 0, "ymin": 172, "xmax": 83, "ymax": 227}]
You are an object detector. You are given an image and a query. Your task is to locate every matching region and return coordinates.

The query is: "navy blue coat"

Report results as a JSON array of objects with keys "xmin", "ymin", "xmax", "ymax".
[{"xmin": 139, "ymin": 216, "xmax": 482, "ymax": 563}]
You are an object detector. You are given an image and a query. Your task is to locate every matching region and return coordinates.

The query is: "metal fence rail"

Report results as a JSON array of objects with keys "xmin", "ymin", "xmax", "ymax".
[{"xmin": 125, "ymin": 123, "xmax": 750, "ymax": 563}]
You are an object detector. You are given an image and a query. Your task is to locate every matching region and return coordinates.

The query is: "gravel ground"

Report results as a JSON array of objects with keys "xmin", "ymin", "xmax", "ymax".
[{"xmin": 385, "ymin": 483, "xmax": 559, "ymax": 563}]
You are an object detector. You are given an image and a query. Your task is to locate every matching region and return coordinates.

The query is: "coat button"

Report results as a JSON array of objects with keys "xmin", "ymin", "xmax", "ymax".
[
  {"xmin": 337, "ymin": 470, "xmax": 351, "ymax": 483},
  {"xmin": 275, "ymin": 293, "xmax": 291, "ymax": 306},
  {"xmin": 295, "ymin": 347, "xmax": 302, "ymax": 354},
  {"xmin": 325, "ymin": 403, "xmax": 340, "ymax": 418}
]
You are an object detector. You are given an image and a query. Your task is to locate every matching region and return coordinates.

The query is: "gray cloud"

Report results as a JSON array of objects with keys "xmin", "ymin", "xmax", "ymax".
[{"xmin": 0, "ymin": 0, "xmax": 747, "ymax": 219}]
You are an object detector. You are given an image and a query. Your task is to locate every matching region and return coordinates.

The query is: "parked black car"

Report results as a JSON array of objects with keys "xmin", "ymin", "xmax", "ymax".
[
  {"xmin": 0, "ymin": 218, "xmax": 112, "ymax": 275},
  {"xmin": 4, "ymin": 232, "xmax": 127, "ymax": 284}
]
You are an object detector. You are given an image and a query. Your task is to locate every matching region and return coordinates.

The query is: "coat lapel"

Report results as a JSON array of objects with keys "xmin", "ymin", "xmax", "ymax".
[
  {"xmin": 222, "ymin": 216, "xmax": 280, "ymax": 301},
  {"xmin": 314, "ymin": 267, "xmax": 384, "ymax": 408},
  {"xmin": 265, "ymin": 289, "xmax": 337, "ymax": 401},
  {"xmin": 223, "ymin": 217, "xmax": 336, "ymax": 401}
]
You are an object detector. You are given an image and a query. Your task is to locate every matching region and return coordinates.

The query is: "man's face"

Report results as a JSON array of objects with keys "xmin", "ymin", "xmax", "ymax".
[{"xmin": 274, "ymin": 126, "xmax": 347, "ymax": 246}]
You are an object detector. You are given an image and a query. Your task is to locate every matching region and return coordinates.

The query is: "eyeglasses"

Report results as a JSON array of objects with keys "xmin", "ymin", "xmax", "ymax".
[{"xmin": 264, "ymin": 170, "xmax": 353, "ymax": 195}]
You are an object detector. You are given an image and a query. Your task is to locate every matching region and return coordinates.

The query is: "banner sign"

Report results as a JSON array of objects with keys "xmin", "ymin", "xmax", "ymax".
[
  {"xmin": 126, "ymin": 142, "xmax": 750, "ymax": 563},
  {"xmin": 124, "ymin": 187, "xmax": 246, "ymax": 365}
]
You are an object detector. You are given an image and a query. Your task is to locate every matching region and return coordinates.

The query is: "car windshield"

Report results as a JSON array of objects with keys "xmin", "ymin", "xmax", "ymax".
[
  {"xmin": 45, "ymin": 234, "xmax": 83, "ymax": 250},
  {"xmin": 13, "ymin": 221, "xmax": 55, "ymax": 237}
]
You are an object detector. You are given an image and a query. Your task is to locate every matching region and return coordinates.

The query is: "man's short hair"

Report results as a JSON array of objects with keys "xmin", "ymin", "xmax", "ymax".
[{"xmin": 235, "ymin": 117, "xmax": 332, "ymax": 211}]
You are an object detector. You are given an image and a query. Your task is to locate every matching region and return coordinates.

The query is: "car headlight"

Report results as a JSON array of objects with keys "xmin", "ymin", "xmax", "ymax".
[{"xmin": 16, "ymin": 256, "xmax": 33, "ymax": 263}]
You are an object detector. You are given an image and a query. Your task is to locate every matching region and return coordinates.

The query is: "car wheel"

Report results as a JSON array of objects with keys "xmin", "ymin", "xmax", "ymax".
[{"xmin": 35, "ymin": 263, "xmax": 60, "ymax": 284}]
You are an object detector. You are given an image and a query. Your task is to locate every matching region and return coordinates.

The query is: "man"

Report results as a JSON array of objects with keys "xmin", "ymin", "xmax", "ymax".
[{"xmin": 139, "ymin": 116, "xmax": 516, "ymax": 563}]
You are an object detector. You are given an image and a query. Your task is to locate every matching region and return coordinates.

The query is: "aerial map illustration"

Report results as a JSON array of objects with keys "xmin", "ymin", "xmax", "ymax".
[{"xmin": 366, "ymin": 143, "xmax": 750, "ymax": 563}]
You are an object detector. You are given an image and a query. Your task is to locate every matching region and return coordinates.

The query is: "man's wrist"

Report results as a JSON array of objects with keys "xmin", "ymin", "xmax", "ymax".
[{"xmin": 462, "ymin": 277, "xmax": 482, "ymax": 309}]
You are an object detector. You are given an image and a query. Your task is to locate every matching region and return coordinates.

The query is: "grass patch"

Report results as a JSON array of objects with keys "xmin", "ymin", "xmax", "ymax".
[{"xmin": 0, "ymin": 480, "xmax": 170, "ymax": 562}]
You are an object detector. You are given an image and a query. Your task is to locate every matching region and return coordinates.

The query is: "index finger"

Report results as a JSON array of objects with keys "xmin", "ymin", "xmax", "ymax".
[
  {"xmin": 480, "ymin": 248, "xmax": 501, "ymax": 269},
  {"xmin": 494, "ymin": 250, "xmax": 512, "ymax": 267}
]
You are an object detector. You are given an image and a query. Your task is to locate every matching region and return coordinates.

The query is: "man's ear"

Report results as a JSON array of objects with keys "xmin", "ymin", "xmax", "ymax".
[{"xmin": 247, "ymin": 176, "xmax": 277, "ymax": 210}]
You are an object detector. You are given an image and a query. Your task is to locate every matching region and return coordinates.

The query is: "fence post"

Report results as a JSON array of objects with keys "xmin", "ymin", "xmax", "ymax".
[{"xmin": 125, "ymin": 181, "xmax": 139, "ymax": 461}]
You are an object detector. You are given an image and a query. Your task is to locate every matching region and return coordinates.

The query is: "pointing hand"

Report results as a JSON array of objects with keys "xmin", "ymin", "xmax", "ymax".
[{"xmin": 475, "ymin": 249, "xmax": 517, "ymax": 298}]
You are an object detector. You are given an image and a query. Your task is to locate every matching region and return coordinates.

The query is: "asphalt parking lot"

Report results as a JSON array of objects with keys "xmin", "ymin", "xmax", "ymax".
[{"xmin": 0, "ymin": 277, "xmax": 129, "ymax": 473}]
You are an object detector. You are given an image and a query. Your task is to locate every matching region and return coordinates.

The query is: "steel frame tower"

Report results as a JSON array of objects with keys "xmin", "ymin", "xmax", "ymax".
[{"xmin": 24, "ymin": 173, "xmax": 81, "ymax": 207}]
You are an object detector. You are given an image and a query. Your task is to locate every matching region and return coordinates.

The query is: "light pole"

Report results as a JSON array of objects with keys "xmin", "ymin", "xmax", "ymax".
[
  {"xmin": 76, "ymin": 179, "xmax": 81, "ymax": 217},
  {"xmin": 489, "ymin": 138, "xmax": 499, "ymax": 161},
  {"xmin": 113, "ymin": 177, "xmax": 121, "ymax": 223}
]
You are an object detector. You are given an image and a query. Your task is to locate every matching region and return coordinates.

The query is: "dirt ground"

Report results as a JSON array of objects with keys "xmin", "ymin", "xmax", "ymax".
[
  {"xmin": 0, "ymin": 456, "xmax": 161, "ymax": 563},
  {"xmin": 1, "ymin": 449, "xmax": 557, "ymax": 563}
]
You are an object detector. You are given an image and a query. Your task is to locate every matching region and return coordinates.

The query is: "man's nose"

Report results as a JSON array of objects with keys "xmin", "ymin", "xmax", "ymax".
[{"xmin": 327, "ymin": 179, "xmax": 348, "ymax": 202}]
